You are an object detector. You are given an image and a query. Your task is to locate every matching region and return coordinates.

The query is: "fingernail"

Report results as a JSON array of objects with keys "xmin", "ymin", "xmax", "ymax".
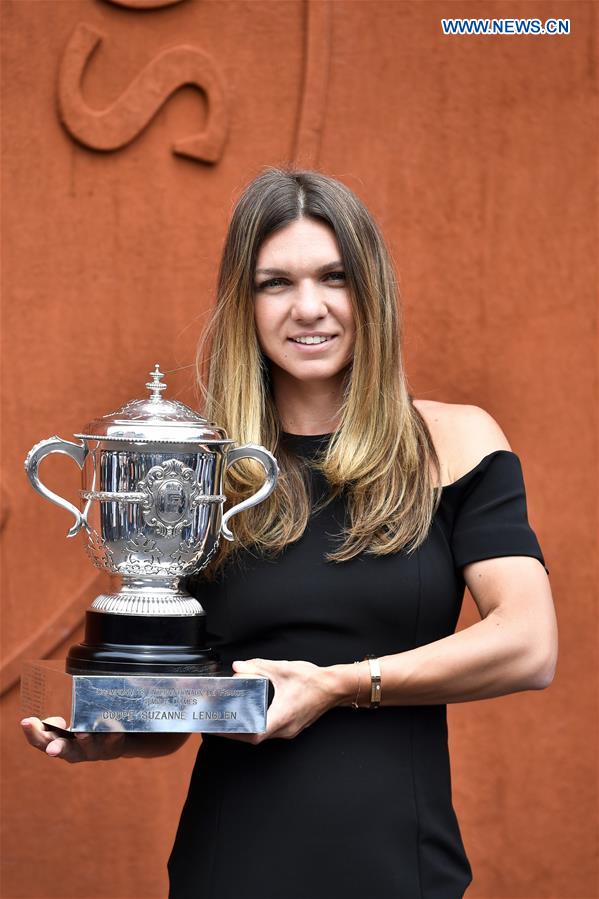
[{"xmin": 21, "ymin": 719, "xmax": 31, "ymax": 727}]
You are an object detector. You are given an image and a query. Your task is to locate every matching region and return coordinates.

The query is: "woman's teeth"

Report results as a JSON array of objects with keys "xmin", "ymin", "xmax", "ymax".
[{"xmin": 292, "ymin": 336, "xmax": 331, "ymax": 345}]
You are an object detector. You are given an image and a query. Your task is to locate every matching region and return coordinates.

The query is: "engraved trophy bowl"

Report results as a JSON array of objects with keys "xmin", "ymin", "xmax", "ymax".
[{"xmin": 24, "ymin": 364, "xmax": 279, "ymax": 676}]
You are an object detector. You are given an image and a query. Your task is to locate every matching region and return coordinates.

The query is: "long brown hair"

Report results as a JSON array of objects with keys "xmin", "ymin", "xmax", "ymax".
[{"xmin": 196, "ymin": 167, "xmax": 441, "ymax": 573}]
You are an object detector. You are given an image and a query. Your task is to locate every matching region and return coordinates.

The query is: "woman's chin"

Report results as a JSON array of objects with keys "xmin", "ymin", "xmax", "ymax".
[{"xmin": 274, "ymin": 361, "xmax": 350, "ymax": 385}]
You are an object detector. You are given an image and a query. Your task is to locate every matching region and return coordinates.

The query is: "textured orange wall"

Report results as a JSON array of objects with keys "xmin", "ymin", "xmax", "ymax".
[{"xmin": 1, "ymin": 1, "xmax": 597, "ymax": 897}]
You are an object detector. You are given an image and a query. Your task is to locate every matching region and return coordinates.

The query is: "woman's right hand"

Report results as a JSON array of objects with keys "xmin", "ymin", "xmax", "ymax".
[{"xmin": 21, "ymin": 717, "xmax": 127, "ymax": 764}]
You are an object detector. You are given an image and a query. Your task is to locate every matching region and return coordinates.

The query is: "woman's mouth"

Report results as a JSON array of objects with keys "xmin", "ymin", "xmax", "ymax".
[{"xmin": 289, "ymin": 335, "xmax": 336, "ymax": 346}]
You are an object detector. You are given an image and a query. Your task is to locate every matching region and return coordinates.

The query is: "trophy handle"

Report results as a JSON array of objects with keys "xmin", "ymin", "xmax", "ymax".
[
  {"xmin": 24, "ymin": 436, "xmax": 88, "ymax": 538},
  {"xmin": 221, "ymin": 444, "xmax": 279, "ymax": 542}
]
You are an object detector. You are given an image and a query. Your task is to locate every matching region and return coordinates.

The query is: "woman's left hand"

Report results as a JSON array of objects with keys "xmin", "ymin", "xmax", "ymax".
[{"xmin": 220, "ymin": 658, "xmax": 344, "ymax": 744}]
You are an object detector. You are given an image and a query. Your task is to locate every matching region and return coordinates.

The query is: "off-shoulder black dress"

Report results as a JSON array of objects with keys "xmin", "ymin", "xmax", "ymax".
[{"xmin": 168, "ymin": 434, "xmax": 547, "ymax": 899}]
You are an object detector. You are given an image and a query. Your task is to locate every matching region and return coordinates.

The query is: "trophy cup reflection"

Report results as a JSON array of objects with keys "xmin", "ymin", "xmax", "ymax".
[{"xmin": 22, "ymin": 365, "xmax": 278, "ymax": 733}]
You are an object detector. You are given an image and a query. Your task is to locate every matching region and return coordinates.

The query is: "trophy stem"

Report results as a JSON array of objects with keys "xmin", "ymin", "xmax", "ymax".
[{"xmin": 91, "ymin": 575, "xmax": 204, "ymax": 617}]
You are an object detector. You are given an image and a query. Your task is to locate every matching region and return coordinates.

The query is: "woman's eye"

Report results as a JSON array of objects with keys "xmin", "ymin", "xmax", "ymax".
[
  {"xmin": 325, "ymin": 271, "xmax": 346, "ymax": 283},
  {"xmin": 255, "ymin": 278, "xmax": 288, "ymax": 290}
]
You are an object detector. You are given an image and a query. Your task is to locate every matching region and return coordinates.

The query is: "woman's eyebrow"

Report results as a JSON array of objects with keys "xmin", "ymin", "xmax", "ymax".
[{"xmin": 255, "ymin": 260, "xmax": 344, "ymax": 276}]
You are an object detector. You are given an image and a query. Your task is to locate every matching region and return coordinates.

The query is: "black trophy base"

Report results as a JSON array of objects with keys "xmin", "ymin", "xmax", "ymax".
[{"xmin": 66, "ymin": 610, "xmax": 219, "ymax": 676}]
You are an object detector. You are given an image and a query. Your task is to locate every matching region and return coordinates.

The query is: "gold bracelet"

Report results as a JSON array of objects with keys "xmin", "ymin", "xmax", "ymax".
[
  {"xmin": 365, "ymin": 655, "xmax": 382, "ymax": 709},
  {"xmin": 351, "ymin": 660, "xmax": 362, "ymax": 709}
]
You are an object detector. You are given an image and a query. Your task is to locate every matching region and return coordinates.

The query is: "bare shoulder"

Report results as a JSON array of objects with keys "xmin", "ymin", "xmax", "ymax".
[{"xmin": 412, "ymin": 399, "xmax": 511, "ymax": 485}]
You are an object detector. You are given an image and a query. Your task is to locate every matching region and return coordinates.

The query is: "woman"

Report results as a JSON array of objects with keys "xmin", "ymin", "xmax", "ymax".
[{"xmin": 22, "ymin": 168, "xmax": 557, "ymax": 898}]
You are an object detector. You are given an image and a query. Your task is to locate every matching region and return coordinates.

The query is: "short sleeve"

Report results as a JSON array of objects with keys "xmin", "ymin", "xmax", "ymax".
[{"xmin": 449, "ymin": 451, "xmax": 549, "ymax": 574}]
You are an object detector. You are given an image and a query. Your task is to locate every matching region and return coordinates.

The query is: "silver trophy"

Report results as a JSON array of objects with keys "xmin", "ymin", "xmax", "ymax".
[{"xmin": 21, "ymin": 365, "xmax": 278, "ymax": 733}]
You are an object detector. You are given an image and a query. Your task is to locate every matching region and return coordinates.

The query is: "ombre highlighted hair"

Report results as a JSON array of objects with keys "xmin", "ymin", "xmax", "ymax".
[{"xmin": 196, "ymin": 167, "xmax": 441, "ymax": 574}]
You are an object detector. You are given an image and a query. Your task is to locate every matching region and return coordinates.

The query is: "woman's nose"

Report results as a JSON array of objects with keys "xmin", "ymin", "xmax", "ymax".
[{"xmin": 291, "ymin": 280, "xmax": 327, "ymax": 320}]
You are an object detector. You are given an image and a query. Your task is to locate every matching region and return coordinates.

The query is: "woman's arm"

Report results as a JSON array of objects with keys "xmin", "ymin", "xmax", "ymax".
[
  {"xmin": 332, "ymin": 554, "xmax": 557, "ymax": 707},
  {"xmin": 349, "ymin": 402, "xmax": 557, "ymax": 706}
]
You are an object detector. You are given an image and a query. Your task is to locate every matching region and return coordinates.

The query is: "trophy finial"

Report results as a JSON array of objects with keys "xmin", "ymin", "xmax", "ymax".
[{"xmin": 146, "ymin": 364, "xmax": 167, "ymax": 400}]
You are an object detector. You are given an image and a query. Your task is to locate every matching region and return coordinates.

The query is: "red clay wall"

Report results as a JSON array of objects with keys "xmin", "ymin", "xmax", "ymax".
[{"xmin": 1, "ymin": 2, "xmax": 597, "ymax": 897}]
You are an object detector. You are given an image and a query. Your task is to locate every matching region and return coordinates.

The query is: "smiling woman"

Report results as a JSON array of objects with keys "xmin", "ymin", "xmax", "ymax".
[{"xmin": 22, "ymin": 168, "xmax": 557, "ymax": 899}]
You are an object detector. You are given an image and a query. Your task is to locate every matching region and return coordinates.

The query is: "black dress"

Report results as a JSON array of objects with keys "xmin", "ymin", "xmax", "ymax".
[{"xmin": 168, "ymin": 434, "xmax": 547, "ymax": 899}]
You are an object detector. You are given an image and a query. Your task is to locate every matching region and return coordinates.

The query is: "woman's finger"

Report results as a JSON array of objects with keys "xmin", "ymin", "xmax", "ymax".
[
  {"xmin": 21, "ymin": 717, "xmax": 57, "ymax": 751},
  {"xmin": 42, "ymin": 716, "xmax": 68, "ymax": 730},
  {"xmin": 45, "ymin": 736, "xmax": 78, "ymax": 759},
  {"xmin": 232, "ymin": 659, "xmax": 264, "ymax": 676},
  {"xmin": 232, "ymin": 658, "xmax": 282, "ymax": 675},
  {"xmin": 41, "ymin": 717, "xmax": 72, "ymax": 739}
]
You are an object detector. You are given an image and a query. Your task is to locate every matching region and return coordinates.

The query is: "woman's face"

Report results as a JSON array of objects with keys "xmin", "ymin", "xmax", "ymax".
[{"xmin": 253, "ymin": 218, "xmax": 355, "ymax": 386}]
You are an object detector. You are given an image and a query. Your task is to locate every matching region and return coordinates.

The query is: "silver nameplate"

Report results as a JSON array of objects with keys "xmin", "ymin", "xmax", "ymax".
[{"xmin": 21, "ymin": 660, "xmax": 268, "ymax": 733}]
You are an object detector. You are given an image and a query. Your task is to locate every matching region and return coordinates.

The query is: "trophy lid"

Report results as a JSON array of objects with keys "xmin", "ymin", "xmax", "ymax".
[{"xmin": 74, "ymin": 364, "xmax": 230, "ymax": 444}]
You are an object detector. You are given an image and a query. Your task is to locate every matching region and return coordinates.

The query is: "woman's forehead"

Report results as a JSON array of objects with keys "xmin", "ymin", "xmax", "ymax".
[{"xmin": 256, "ymin": 219, "xmax": 341, "ymax": 272}]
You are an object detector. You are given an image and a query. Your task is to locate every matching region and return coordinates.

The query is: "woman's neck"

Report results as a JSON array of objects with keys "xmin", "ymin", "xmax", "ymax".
[{"xmin": 271, "ymin": 369, "xmax": 344, "ymax": 436}]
